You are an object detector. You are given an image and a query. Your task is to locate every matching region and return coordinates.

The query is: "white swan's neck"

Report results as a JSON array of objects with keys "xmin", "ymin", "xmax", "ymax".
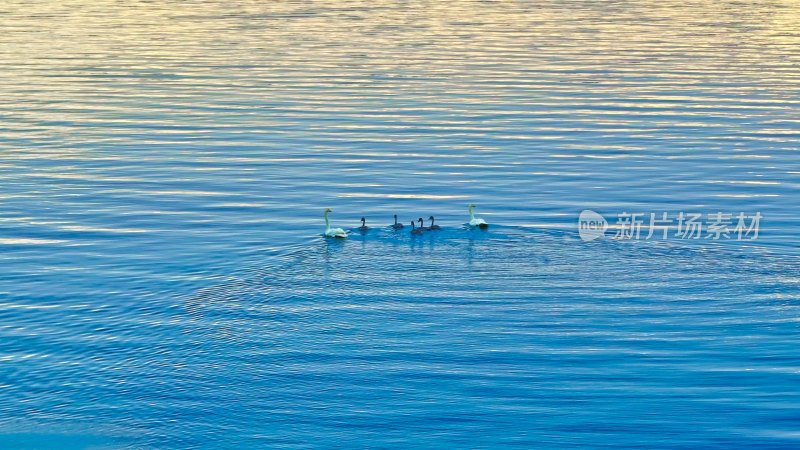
[
  {"xmin": 469, "ymin": 206, "xmax": 475, "ymax": 221},
  {"xmin": 324, "ymin": 211, "xmax": 330, "ymax": 231}
]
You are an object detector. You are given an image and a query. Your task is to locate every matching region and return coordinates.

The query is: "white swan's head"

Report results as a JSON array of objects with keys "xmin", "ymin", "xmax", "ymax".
[
  {"xmin": 325, "ymin": 208, "xmax": 332, "ymax": 213},
  {"xmin": 468, "ymin": 203, "xmax": 475, "ymax": 210}
]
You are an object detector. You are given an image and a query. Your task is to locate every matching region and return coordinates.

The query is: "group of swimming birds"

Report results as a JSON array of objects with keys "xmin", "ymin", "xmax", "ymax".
[{"xmin": 323, "ymin": 204, "xmax": 488, "ymax": 238}]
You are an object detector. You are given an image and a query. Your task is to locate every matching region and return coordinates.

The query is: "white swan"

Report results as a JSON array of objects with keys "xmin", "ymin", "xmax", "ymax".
[
  {"xmin": 324, "ymin": 208, "xmax": 347, "ymax": 238},
  {"xmin": 468, "ymin": 204, "xmax": 488, "ymax": 229}
]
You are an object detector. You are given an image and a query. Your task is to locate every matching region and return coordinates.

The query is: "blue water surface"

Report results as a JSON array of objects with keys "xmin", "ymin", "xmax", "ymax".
[{"xmin": 1, "ymin": 0, "xmax": 800, "ymax": 448}]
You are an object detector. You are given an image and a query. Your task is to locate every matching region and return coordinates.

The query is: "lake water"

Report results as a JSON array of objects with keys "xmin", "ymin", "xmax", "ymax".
[{"xmin": 1, "ymin": 0, "xmax": 800, "ymax": 448}]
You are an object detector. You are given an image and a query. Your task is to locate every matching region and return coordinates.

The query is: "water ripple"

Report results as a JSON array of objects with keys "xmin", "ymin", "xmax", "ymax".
[{"xmin": 2, "ymin": 0, "xmax": 800, "ymax": 447}]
